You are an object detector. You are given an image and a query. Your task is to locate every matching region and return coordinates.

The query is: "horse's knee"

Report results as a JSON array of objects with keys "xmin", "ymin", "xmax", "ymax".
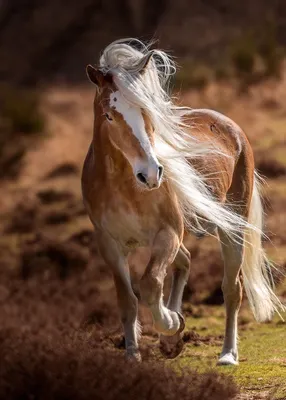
[{"xmin": 139, "ymin": 274, "xmax": 162, "ymax": 306}]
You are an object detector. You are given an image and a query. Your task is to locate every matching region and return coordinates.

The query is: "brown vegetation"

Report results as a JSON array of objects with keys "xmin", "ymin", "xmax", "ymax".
[
  {"xmin": 0, "ymin": 85, "xmax": 45, "ymax": 179},
  {"xmin": 0, "ymin": 195, "xmax": 238, "ymax": 399},
  {"xmin": 0, "ymin": 332, "xmax": 238, "ymax": 400}
]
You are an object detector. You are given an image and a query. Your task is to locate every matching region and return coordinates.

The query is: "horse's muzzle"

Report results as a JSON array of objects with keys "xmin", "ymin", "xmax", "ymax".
[{"xmin": 136, "ymin": 164, "xmax": 163, "ymax": 189}]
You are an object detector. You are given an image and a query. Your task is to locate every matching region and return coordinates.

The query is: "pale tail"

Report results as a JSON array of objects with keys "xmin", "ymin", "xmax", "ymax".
[{"xmin": 241, "ymin": 174, "xmax": 285, "ymax": 322}]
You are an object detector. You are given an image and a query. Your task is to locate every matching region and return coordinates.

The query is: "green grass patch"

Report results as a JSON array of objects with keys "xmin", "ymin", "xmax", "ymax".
[{"xmin": 170, "ymin": 305, "xmax": 286, "ymax": 399}]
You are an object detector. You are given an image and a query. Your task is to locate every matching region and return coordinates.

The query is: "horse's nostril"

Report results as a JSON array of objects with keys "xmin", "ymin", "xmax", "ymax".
[
  {"xmin": 136, "ymin": 172, "xmax": 147, "ymax": 185},
  {"xmin": 158, "ymin": 165, "xmax": 164, "ymax": 180}
]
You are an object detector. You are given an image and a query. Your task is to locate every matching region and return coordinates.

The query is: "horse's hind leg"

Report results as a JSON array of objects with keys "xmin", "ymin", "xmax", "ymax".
[
  {"xmin": 167, "ymin": 244, "xmax": 190, "ymax": 311},
  {"xmin": 159, "ymin": 244, "xmax": 190, "ymax": 358},
  {"xmin": 217, "ymin": 229, "xmax": 244, "ymax": 366}
]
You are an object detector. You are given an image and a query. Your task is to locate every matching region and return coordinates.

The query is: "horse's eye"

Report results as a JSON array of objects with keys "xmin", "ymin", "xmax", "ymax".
[{"xmin": 104, "ymin": 113, "xmax": 113, "ymax": 121}]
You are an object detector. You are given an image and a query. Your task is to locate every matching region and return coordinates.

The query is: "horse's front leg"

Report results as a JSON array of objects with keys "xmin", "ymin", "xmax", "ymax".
[
  {"xmin": 96, "ymin": 231, "xmax": 141, "ymax": 361},
  {"xmin": 139, "ymin": 228, "xmax": 184, "ymax": 337}
]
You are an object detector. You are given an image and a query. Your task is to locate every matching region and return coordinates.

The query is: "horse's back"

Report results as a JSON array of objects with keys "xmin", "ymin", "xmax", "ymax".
[
  {"xmin": 185, "ymin": 108, "xmax": 250, "ymax": 157},
  {"xmin": 183, "ymin": 109, "xmax": 254, "ymax": 204}
]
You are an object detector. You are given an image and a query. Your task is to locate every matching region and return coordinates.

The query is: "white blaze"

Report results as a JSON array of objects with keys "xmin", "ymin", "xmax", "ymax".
[{"xmin": 109, "ymin": 91, "xmax": 154, "ymax": 157}]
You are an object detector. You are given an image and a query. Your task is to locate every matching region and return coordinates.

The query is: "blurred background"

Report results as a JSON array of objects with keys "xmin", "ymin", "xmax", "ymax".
[{"xmin": 0, "ymin": 1, "xmax": 285, "ymax": 399}]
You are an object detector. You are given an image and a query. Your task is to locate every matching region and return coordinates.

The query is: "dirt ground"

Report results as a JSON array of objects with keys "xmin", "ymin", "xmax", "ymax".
[{"xmin": 0, "ymin": 73, "xmax": 285, "ymax": 399}]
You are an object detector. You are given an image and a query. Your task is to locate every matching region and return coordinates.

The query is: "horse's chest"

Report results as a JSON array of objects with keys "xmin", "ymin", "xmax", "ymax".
[{"xmin": 100, "ymin": 207, "xmax": 152, "ymax": 250}]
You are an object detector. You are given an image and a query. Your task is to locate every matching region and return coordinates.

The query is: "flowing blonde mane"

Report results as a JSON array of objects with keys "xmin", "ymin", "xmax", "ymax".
[{"xmin": 98, "ymin": 38, "xmax": 252, "ymax": 237}]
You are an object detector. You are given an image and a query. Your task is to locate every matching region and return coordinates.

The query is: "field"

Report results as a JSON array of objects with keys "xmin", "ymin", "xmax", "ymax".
[{"xmin": 0, "ymin": 72, "xmax": 285, "ymax": 399}]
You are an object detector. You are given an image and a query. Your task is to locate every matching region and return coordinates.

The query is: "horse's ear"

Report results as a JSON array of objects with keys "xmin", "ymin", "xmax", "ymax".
[
  {"xmin": 139, "ymin": 51, "xmax": 154, "ymax": 74},
  {"xmin": 86, "ymin": 65, "xmax": 105, "ymax": 86}
]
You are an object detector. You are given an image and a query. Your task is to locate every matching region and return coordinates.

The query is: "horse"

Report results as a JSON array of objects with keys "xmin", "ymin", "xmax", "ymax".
[{"xmin": 82, "ymin": 38, "xmax": 284, "ymax": 365}]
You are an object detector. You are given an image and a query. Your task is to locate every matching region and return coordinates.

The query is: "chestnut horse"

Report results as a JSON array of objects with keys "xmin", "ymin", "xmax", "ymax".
[{"xmin": 82, "ymin": 39, "xmax": 284, "ymax": 365}]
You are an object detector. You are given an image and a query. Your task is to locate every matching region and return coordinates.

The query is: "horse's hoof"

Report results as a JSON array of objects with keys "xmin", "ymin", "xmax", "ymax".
[
  {"xmin": 159, "ymin": 333, "xmax": 184, "ymax": 359},
  {"xmin": 125, "ymin": 349, "xmax": 142, "ymax": 362},
  {"xmin": 159, "ymin": 312, "xmax": 185, "ymax": 359},
  {"xmin": 217, "ymin": 353, "xmax": 238, "ymax": 366}
]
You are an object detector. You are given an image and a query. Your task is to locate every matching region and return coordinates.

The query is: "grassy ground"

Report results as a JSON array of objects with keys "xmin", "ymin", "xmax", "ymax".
[{"xmin": 168, "ymin": 300, "xmax": 286, "ymax": 399}]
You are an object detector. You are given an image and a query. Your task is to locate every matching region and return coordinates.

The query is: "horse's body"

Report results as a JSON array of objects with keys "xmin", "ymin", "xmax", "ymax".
[{"xmin": 82, "ymin": 39, "xmax": 284, "ymax": 365}]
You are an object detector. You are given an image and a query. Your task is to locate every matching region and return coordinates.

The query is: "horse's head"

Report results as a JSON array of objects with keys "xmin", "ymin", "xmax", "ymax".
[{"xmin": 86, "ymin": 64, "xmax": 163, "ymax": 190}]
